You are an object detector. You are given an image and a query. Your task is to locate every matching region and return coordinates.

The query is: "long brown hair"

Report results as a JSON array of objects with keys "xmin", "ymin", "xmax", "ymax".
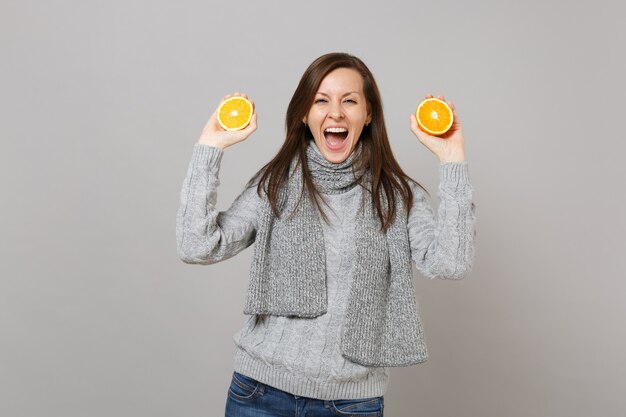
[{"xmin": 248, "ymin": 52, "xmax": 429, "ymax": 233}]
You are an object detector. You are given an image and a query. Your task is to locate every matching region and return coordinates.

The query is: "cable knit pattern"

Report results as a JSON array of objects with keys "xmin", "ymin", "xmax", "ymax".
[{"xmin": 176, "ymin": 143, "xmax": 476, "ymax": 400}]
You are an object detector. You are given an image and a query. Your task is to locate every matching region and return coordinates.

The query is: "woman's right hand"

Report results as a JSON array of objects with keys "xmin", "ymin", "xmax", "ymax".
[{"xmin": 197, "ymin": 92, "xmax": 258, "ymax": 149}]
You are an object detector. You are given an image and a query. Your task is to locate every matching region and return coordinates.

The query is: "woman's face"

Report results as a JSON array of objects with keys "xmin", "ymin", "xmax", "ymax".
[{"xmin": 303, "ymin": 67, "xmax": 371, "ymax": 163}]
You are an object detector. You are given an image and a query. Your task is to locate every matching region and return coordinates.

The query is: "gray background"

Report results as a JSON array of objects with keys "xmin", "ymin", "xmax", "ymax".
[{"xmin": 2, "ymin": 1, "xmax": 624, "ymax": 416}]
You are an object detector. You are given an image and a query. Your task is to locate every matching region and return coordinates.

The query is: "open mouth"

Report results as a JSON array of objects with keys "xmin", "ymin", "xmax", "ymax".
[{"xmin": 323, "ymin": 127, "xmax": 349, "ymax": 150}]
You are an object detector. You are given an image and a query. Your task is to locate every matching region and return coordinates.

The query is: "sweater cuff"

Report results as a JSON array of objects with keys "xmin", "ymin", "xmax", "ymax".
[
  {"xmin": 439, "ymin": 161, "xmax": 470, "ymax": 191},
  {"xmin": 193, "ymin": 143, "xmax": 224, "ymax": 172}
]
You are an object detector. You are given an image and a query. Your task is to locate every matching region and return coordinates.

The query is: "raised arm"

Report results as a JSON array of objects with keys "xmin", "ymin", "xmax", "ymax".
[
  {"xmin": 408, "ymin": 162, "xmax": 476, "ymax": 279},
  {"xmin": 176, "ymin": 144, "xmax": 259, "ymax": 264},
  {"xmin": 176, "ymin": 92, "xmax": 259, "ymax": 265},
  {"xmin": 407, "ymin": 93, "xmax": 475, "ymax": 279}
]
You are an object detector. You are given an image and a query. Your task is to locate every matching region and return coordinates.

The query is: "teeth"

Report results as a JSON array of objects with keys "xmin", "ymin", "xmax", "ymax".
[{"xmin": 324, "ymin": 127, "xmax": 348, "ymax": 133}]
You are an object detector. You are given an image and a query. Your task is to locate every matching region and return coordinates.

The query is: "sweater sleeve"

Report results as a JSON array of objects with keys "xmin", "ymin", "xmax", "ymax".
[
  {"xmin": 176, "ymin": 143, "xmax": 259, "ymax": 265},
  {"xmin": 408, "ymin": 161, "xmax": 476, "ymax": 279}
]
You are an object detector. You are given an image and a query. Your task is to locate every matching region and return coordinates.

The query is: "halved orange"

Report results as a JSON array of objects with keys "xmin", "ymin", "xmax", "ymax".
[
  {"xmin": 415, "ymin": 98, "xmax": 454, "ymax": 136},
  {"xmin": 217, "ymin": 96, "xmax": 254, "ymax": 131}
]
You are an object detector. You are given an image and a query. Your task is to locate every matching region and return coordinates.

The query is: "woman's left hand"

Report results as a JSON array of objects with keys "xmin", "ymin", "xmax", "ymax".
[{"xmin": 409, "ymin": 93, "xmax": 466, "ymax": 163}]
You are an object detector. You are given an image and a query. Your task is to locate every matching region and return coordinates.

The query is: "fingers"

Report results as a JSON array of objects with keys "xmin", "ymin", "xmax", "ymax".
[
  {"xmin": 229, "ymin": 113, "xmax": 258, "ymax": 146},
  {"xmin": 215, "ymin": 91, "xmax": 256, "ymax": 119},
  {"xmin": 246, "ymin": 95, "xmax": 255, "ymax": 110},
  {"xmin": 424, "ymin": 92, "xmax": 456, "ymax": 113},
  {"xmin": 245, "ymin": 113, "xmax": 258, "ymax": 132},
  {"xmin": 219, "ymin": 92, "xmax": 255, "ymax": 109}
]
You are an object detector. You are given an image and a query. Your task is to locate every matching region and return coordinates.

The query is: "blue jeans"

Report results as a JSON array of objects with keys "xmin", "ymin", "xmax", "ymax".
[{"xmin": 225, "ymin": 371, "xmax": 385, "ymax": 417}]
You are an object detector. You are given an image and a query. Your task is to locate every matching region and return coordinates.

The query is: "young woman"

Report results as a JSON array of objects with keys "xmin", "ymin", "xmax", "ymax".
[{"xmin": 176, "ymin": 52, "xmax": 476, "ymax": 417}]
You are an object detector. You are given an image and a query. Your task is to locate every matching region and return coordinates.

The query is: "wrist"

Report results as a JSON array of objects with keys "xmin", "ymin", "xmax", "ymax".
[
  {"xmin": 197, "ymin": 136, "xmax": 225, "ymax": 149},
  {"xmin": 438, "ymin": 151, "xmax": 466, "ymax": 163},
  {"xmin": 439, "ymin": 157, "xmax": 466, "ymax": 163}
]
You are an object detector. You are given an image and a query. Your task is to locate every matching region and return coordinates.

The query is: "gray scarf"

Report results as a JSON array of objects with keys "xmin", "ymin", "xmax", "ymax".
[{"xmin": 244, "ymin": 140, "xmax": 428, "ymax": 367}]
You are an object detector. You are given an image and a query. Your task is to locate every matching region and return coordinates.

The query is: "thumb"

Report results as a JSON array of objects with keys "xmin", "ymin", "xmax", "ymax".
[
  {"xmin": 409, "ymin": 113, "xmax": 438, "ymax": 145},
  {"xmin": 409, "ymin": 114, "xmax": 424, "ymax": 139}
]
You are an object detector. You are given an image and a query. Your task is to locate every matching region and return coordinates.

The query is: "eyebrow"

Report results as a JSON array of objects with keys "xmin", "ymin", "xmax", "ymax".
[{"xmin": 316, "ymin": 91, "xmax": 361, "ymax": 97}]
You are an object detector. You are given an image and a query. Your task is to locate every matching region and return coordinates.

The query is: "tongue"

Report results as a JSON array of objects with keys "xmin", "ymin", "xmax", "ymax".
[{"xmin": 326, "ymin": 132, "xmax": 348, "ymax": 148}]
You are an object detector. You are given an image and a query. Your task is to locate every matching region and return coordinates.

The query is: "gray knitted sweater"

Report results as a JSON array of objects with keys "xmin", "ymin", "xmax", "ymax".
[{"xmin": 176, "ymin": 143, "xmax": 476, "ymax": 400}]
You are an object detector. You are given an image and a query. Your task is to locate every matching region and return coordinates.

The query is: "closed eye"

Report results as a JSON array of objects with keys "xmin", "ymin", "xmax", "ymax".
[{"xmin": 314, "ymin": 99, "xmax": 357, "ymax": 104}]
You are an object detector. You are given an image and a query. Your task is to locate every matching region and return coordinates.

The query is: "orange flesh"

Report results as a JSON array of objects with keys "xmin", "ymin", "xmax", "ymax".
[
  {"xmin": 218, "ymin": 97, "xmax": 253, "ymax": 130},
  {"xmin": 417, "ymin": 99, "xmax": 453, "ymax": 135}
]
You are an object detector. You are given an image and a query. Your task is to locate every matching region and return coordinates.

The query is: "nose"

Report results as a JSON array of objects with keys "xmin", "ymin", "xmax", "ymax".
[{"xmin": 329, "ymin": 100, "xmax": 344, "ymax": 119}]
